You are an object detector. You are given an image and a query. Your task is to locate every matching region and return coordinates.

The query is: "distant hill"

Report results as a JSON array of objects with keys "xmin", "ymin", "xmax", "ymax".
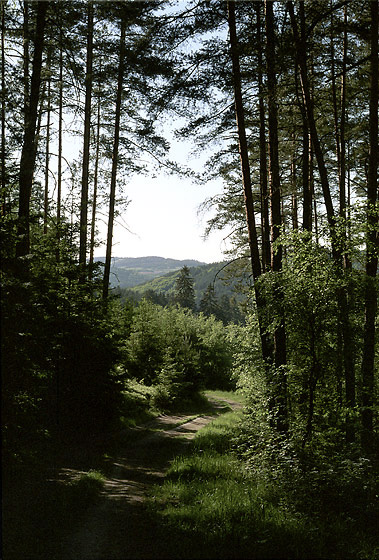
[
  {"xmin": 94, "ymin": 256, "xmax": 207, "ymax": 288},
  {"xmin": 130, "ymin": 260, "xmax": 251, "ymax": 305}
]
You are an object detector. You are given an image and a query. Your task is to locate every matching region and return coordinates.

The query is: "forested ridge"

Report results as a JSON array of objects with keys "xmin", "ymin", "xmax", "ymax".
[{"xmin": 1, "ymin": 1, "xmax": 378, "ymax": 558}]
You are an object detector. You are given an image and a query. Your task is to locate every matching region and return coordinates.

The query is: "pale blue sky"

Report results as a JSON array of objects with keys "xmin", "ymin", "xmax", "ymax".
[
  {"xmin": 95, "ymin": 125, "xmax": 231, "ymax": 264},
  {"xmin": 104, "ymin": 172, "xmax": 229, "ymax": 263}
]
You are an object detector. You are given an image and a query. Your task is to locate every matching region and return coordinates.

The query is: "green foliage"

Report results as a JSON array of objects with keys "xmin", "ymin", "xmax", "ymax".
[
  {"xmin": 1, "ymin": 224, "xmax": 123, "ymax": 459},
  {"xmin": 123, "ymin": 300, "xmax": 236, "ymax": 407},
  {"xmin": 174, "ymin": 266, "xmax": 196, "ymax": 310},
  {"xmin": 69, "ymin": 470, "xmax": 105, "ymax": 503},
  {"xmin": 151, "ymin": 349, "xmax": 193, "ymax": 409},
  {"xmin": 150, "ymin": 401, "xmax": 378, "ymax": 559},
  {"xmin": 128, "ymin": 260, "xmax": 247, "ymax": 324}
]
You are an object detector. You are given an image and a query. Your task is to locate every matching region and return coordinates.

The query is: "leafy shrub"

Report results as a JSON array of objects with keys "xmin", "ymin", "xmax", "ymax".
[{"xmin": 123, "ymin": 300, "xmax": 235, "ymax": 405}]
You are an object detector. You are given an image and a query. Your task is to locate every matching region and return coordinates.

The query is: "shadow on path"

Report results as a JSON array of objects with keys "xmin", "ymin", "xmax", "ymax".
[{"xmin": 63, "ymin": 396, "xmax": 241, "ymax": 559}]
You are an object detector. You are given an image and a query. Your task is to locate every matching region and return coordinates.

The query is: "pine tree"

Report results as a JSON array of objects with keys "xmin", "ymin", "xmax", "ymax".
[
  {"xmin": 175, "ymin": 266, "xmax": 196, "ymax": 311},
  {"xmin": 199, "ymin": 284, "xmax": 218, "ymax": 317}
]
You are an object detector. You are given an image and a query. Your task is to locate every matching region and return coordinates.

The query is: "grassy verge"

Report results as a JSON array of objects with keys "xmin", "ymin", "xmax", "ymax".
[
  {"xmin": 147, "ymin": 406, "xmax": 377, "ymax": 559},
  {"xmin": 2, "ymin": 386, "xmax": 236, "ymax": 560},
  {"xmin": 203, "ymin": 389, "xmax": 246, "ymax": 406}
]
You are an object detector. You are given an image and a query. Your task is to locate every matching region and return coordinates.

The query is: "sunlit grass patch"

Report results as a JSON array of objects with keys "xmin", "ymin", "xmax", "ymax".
[
  {"xmin": 168, "ymin": 450, "xmax": 243, "ymax": 482},
  {"xmin": 68, "ymin": 469, "xmax": 105, "ymax": 503},
  {"xmin": 192, "ymin": 410, "xmax": 242, "ymax": 453},
  {"xmin": 148, "ymin": 407, "xmax": 322, "ymax": 559},
  {"xmin": 204, "ymin": 389, "xmax": 246, "ymax": 406}
]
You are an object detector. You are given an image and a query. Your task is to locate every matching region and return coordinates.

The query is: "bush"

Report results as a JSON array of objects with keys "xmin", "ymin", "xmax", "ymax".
[{"xmin": 123, "ymin": 301, "xmax": 235, "ymax": 404}]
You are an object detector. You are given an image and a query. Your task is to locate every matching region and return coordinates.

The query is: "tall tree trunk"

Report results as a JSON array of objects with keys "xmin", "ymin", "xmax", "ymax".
[
  {"xmin": 289, "ymin": 0, "xmax": 356, "ymax": 442},
  {"xmin": 340, "ymin": 4, "xmax": 356, "ymax": 442},
  {"xmin": 79, "ymin": 3, "xmax": 94, "ymax": 277},
  {"xmin": 227, "ymin": 0, "xmax": 272, "ymax": 366},
  {"xmin": 16, "ymin": 1, "xmax": 47, "ymax": 258},
  {"xmin": 295, "ymin": 63, "xmax": 312, "ymax": 231},
  {"xmin": 23, "ymin": 1, "xmax": 30, "ymax": 128},
  {"xmin": 361, "ymin": 0, "xmax": 378, "ymax": 454},
  {"xmin": 330, "ymin": 3, "xmax": 355, "ymax": 442},
  {"xmin": 103, "ymin": 18, "xmax": 126, "ymax": 300},
  {"xmin": 288, "ymin": 1, "xmax": 336, "ymax": 245},
  {"xmin": 291, "ymin": 134, "xmax": 298, "ymax": 230},
  {"xmin": 1, "ymin": 0, "xmax": 6, "ymax": 216},
  {"xmin": 227, "ymin": 1, "xmax": 261, "ymax": 281},
  {"xmin": 43, "ymin": 51, "xmax": 51, "ymax": 235},
  {"xmin": 310, "ymin": 137, "xmax": 318, "ymax": 241},
  {"xmin": 89, "ymin": 68, "xmax": 102, "ymax": 278},
  {"xmin": 256, "ymin": 2, "xmax": 271, "ymax": 272},
  {"xmin": 57, "ymin": 35, "xmax": 63, "ymax": 237},
  {"xmin": 331, "ymin": 3, "xmax": 349, "ymax": 270},
  {"xmin": 302, "ymin": 126, "xmax": 311, "ymax": 231},
  {"xmin": 265, "ymin": 0, "xmax": 288, "ymax": 435},
  {"xmin": 339, "ymin": 5, "xmax": 348, "ymax": 239}
]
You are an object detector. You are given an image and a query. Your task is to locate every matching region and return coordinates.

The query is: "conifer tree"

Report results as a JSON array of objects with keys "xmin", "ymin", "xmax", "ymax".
[
  {"xmin": 199, "ymin": 284, "xmax": 218, "ymax": 317},
  {"xmin": 175, "ymin": 266, "xmax": 196, "ymax": 311},
  {"xmin": 16, "ymin": 1, "xmax": 47, "ymax": 258}
]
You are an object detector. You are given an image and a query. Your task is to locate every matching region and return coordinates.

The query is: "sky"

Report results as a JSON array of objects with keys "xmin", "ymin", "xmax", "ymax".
[
  {"xmin": 101, "ymin": 174, "xmax": 229, "ymax": 263},
  {"xmin": 94, "ymin": 131, "xmax": 232, "ymax": 264},
  {"xmin": 92, "ymin": 4, "xmax": 232, "ymax": 265}
]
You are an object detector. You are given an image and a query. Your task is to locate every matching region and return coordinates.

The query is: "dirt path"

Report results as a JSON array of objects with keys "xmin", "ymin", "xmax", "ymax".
[{"xmin": 63, "ymin": 396, "xmax": 241, "ymax": 560}]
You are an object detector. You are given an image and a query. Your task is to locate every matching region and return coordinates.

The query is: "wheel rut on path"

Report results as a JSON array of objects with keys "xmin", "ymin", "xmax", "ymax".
[{"xmin": 64, "ymin": 396, "xmax": 241, "ymax": 560}]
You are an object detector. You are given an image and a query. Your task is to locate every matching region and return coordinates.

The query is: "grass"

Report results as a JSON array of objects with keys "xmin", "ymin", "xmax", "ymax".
[
  {"xmin": 2, "ymin": 386, "xmax": 241, "ymax": 560},
  {"xmin": 148, "ymin": 406, "xmax": 378, "ymax": 559},
  {"xmin": 69, "ymin": 469, "xmax": 106, "ymax": 500},
  {"xmin": 204, "ymin": 389, "xmax": 246, "ymax": 406}
]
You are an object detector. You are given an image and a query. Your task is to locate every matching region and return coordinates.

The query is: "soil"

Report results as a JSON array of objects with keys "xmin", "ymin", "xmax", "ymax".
[{"xmin": 62, "ymin": 395, "xmax": 242, "ymax": 560}]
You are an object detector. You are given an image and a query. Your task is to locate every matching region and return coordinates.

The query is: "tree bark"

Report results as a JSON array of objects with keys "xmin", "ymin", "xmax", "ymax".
[
  {"xmin": 227, "ymin": 1, "xmax": 261, "ymax": 281},
  {"xmin": 295, "ymin": 61, "xmax": 312, "ymax": 232},
  {"xmin": 227, "ymin": 0, "xmax": 273, "ymax": 366},
  {"xmin": 23, "ymin": 1, "xmax": 30, "ymax": 128},
  {"xmin": 103, "ymin": 17, "xmax": 126, "ymax": 300},
  {"xmin": 291, "ymin": 134, "xmax": 298, "ymax": 230},
  {"xmin": 289, "ymin": 0, "xmax": 357, "ymax": 443},
  {"xmin": 57, "ymin": 35, "xmax": 63, "ymax": 234},
  {"xmin": 288, "ymin": 1, "xmax": 336, "ymax": 247},
  {"xmin": 265, "ymin": 0, "xmax": 288, "ymax": 434},
  {"xmin": 16, "ymin": 1, "xmax": 47, "ymax": 257},
  {"xmin": 89, "ymin": 66, "xmax": 102, "ymax": 278},
  {"xmin": 79, "ymin": 3, "xmax": 94, "ymax": 276},
  {"xmin": 256, "ymin": 2, "xmax": 271, "ymax": 272},
  {"xmin": 361, "ymin": 0, "xmax": 378, "ymax": 454},
  {"xmin": 1, "ymin": 0, "xmax": 6, "ymax": 216},
  {"xmin": 43, "ymin": 51, "xmax": 51, "ymax": 235}
]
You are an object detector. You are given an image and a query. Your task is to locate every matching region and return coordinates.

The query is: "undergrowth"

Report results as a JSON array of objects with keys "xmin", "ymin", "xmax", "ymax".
[{"xmin": 148, "ymin": 409, "xmax": 379, "ymax": 559}]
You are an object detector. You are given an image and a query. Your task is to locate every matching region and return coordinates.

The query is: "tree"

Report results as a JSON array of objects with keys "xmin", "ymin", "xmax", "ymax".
[
  {"xmin": 288, "ymin": 0, "xmax": 357, "ymax": 442},
  {"xmin": 16, "ymin": 1, "xmax": 47, "ymax": 258},
  {"xmin": 78, "ymin": 2, "xmax": 93, "ymax": 278},
  {"xmin": 226, "ymin": 0, "xmax": 272, "ymax": 366},
  {"xmin": 103, "ymin": 13, "xmax": 126, "ymax": 300},
  {"xmin": 265, "ymin": 0, "xmax": 288, "ymax": 433},
  {"xmin": 199, "ymin": 283, "xmax": 219, "ymax": 317},
  {"xmin": 175, "ymin": 266, "xmax": 196, "ymax": 310},
  {"xmin": 1, "ymin": 0, "xmax": 5, "ymax": 215},
  {"xmin": 256, "ymin": 1, "xmax": 271, "ymax": 272},
  {"xmin": 361, "ymin": 0, "xmax": 378, "ymax": 453}
]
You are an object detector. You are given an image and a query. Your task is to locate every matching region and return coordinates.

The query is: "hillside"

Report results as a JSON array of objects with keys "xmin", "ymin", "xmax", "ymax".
[
  {"xmin": 130, "ymin": 260, "xmax": 251, "ymax": 304},
  {"xmin": 94, "ymin": 256, "xmax": 207, "ymax": 288}
]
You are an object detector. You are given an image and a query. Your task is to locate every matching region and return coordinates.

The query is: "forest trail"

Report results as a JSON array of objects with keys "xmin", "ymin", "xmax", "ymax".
[{"xmin": 63, "ymin": 395, "xmax": 242, "ymax": 560}]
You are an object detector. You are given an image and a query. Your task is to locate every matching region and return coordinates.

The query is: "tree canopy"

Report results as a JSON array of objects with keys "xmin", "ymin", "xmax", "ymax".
[{"xmin": 1, "ymin": 2, "xmax": 378, "ymax": 556}]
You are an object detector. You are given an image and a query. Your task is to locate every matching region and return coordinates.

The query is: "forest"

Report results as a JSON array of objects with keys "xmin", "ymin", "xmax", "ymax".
[{"xmin": 1, "ymin": 0, "xmax": 378, "ymax": 558}]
